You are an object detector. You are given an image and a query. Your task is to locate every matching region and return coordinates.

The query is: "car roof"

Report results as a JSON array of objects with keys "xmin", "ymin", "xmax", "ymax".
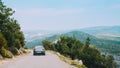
[{"xmin": 35, "ymin": 46, "xmax": 44, "ymax": 48}]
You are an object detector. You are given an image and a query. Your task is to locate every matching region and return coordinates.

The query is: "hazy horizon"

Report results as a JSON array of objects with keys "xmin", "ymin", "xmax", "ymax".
[
  {"xmin": 22, "ymin": 25, "xmax": 120, "ymax": 32},
  {"xmin": 2, "ymin": 0, "xmax": 120, "ymax": 31}
]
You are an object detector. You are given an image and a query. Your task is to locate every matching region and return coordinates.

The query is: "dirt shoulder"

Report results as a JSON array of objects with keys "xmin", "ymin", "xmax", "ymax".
[{"xmin": 0, "ymin": 50, "xmax": 31, "ymax": 64}]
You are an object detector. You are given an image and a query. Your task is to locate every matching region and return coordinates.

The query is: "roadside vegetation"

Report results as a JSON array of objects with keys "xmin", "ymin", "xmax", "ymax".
[
  {"xmin": 49, "ymin": 50, "xmax": 87, "ymax": 68},
  {"xmin": 43, "ymin": 36, "xmax": 117, "ymax": 68},
  {"xmin": 0, "ymin": 0, "xmax": 27, "ymax": 59}
]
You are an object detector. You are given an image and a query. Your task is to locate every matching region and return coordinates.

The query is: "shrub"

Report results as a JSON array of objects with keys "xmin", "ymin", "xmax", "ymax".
[
  {"xmin": 0, "ymin": 54, "xmax": 3, "ymax": 59},
  {"xmin": 71, "ymin": 62, "xmax": 87, "ymax": 68},
  {"xmin": 24, "ymin": 46, "xmax": 29, "ymax": 49},
  {"xmin": 22, "ymin": 50, "xmax": 27, "ymax": 53},
  {"xmin": 0, "ymin": 33, "xmax": 7, "ymax": 49},
  {"xmin": 0, "ymin": 48, "xmax": 13, "ymax": 58},
  {"xmin": 22, "ymin": 49, "xmax": 30, "ymax": 53},
  {"xmin": 8, "ymin": 47, "xmax": 20, "ymax": 55}
]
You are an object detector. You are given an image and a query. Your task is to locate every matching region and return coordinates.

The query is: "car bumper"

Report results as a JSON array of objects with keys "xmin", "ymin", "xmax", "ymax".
[{"xmin": 33, "ymin": 51, "xmax": 45, "ymax": 55}]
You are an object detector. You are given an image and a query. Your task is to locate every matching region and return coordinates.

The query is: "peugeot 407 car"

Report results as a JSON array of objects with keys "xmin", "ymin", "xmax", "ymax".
[{"xmin": 33, "ymin": 46, "xmax": 45, "ymax": 55}]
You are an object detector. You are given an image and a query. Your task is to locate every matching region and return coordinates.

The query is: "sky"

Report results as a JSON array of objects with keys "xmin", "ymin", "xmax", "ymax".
[{"xmin": 2, "ymin": 0, "xmax": 120, "ymax": 31}]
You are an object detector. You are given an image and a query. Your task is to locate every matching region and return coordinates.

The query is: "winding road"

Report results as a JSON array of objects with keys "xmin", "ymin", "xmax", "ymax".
[{"xmin": 0, "ymin": 51, "xmax": 71, "ymax": 68}]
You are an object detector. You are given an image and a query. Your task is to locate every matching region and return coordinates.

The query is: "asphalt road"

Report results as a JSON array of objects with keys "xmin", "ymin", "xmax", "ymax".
[{"xmin": 0, "ymin": 51, "xmax": 71, "ymax": 68}]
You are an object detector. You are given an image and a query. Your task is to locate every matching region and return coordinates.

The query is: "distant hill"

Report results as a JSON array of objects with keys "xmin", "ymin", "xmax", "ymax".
[
  {"xmin": 96, "ymin": 36, "xmax": 120, "ymax": 41},
  {"xmin": 80, "ymin": 26, "xmax": 120, "ymax": 36},
  {"xmin": 79, "ymin": 26, "xmax": 120, "ymax": 42},
  {"xmin": 45, "ymin": 31, "xmax": 120, "ymax": 55},
  {"xmin": 25, "ymin": 26, "xmax": 120, "ymax": 67},
  {"xmin": 25, "ymin": 39, "xmax": 43, "ymax": 48},
  {"xmin": 25, "ymin": 26, "xmax": 120, "ymax": 54}
]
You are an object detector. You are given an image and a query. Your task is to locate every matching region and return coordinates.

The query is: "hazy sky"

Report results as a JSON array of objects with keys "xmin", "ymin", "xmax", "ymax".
[{"xmin": 2, "ymin": 0, "xmax": 120, "ymax": 31}]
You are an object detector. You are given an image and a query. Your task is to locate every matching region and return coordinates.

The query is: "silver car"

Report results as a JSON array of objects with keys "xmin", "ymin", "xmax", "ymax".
[{"xmin": 33, "ymin": 46, "xmax": 45, "ymax": 55}]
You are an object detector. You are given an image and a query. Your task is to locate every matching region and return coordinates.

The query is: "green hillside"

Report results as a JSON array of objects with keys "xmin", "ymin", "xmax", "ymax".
[
  {"xmin": 80, "ymin": 26, "xmax": 120, "ymax": 36},
  {"xmin": 45, "ymin": 31, "xmax": 120, "ymax": 55},
  {"xmin": 26, "ymin": 27, "xmax": 120, "ymax": 55},
  {"xmin": 26, "ymin": 39, "xmax": 43, "ymax": 48},
  {"xmin": 25, "ymin": 35, "xmax": 60, "ymax": 48}
]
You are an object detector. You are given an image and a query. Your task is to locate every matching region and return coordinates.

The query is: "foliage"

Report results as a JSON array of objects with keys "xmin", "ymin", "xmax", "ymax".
[
  {"xmin": 0, "ymin": 47, "xmax": 13, "ymax": 58},
  {"xmin": 22, "ymin": 49, "xmax": 29, "ymax": 53},
  {"xmin": 24, "ymin": 46, "xmax": 29, "ymax": 49},
  {"xmin": 0, "ymin": 54, "xmax": 3, "ymax": 59},
  {"xmin": 8, "ymin": 47, "xmax": 20, "ymax": 55},
  {"xmin": 82, "ymin": 47, "xmax": 105, "ymax": 68},
  {"xmin": 45, "ymin": 31, "xmax": 120, "ymax": 55},
  {"xmin": 42, "ymin": 36, "xmax": 117, "ymax": 68},
  {"xmin": 0, "ymin": 0, "xmax": 25, "ymax": 58},
  {"xmin": 15, "ymin": 39, "xmax": 22, "ymax": 49},
  {"xmin": 71, "ymin": 62, "xmax": 87, "ymax": 68},
  {"xmin": 42, "ymin": 40, "xmax": 56, "ymax": 51},
  {"xmin": 85, "ymin": 37, "xmax": 90, "ymax": 48},
  {"xmin": 0, "ymin": 33, "xmax": 7, "ymax": 49},
  {"xmin": 104, "ymin": 55, "xmax": 117, "ymax": 68}
]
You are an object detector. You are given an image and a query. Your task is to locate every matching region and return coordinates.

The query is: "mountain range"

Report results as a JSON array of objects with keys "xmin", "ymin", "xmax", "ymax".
[
  {"xmin": 25, "ymin": 26, "xmax": 120, "ymax": 55},
  {"xmin": 24, "ymin": 26, "xmax": 120, "ymax": 66},
  {"xmin": 80, "ymin": 26, "xmax": 120, "ymax": 40}
]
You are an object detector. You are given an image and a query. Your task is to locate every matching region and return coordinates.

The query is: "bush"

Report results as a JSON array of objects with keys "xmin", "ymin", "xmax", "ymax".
[
  {"xmin": 8, "ymin": 47, "xmax": 20, "ymax": 55},
  {"xmin": 71, "ymin": 62, "xmax": 87, "ymax": 68},
  {"xmin": 24, "ymin": 46, "xmax": 29, "ymax": 49},
  {"xmin": 22, "ymin": 50, "xmax": 28, "ymax": 53},
  {"xmin": 0, "ymin": 33, "xmax": 7, "ymax": 49},
  {"xmin": 0, "ymin": 48, "xmax": 13, "ymax": 58},
  {"xmin": 42, "ymin": 40, "xmax": 55, "ymax": 50},
  {"xmin": 43, "ymin": 36, "xmax": 107, "ymax": 68},
  {"xmin": 0, "ymin": 54, "xmax": 3, "ymax": 59},
  {"xmin": 22, "ymin": 49, "xmax": 30, "ymax": 54}
]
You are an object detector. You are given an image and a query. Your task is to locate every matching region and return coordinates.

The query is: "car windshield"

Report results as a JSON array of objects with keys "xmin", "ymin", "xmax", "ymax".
[
  {"xmin": 35, "ymin": 46, "xmax": 43, "ymax": 48},
  {"xmin": 35, "ymin": 46, "xmax": 44, "ymax": 51}
]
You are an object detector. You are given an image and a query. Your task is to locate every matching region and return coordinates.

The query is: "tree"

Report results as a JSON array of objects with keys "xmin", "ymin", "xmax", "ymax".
[
  {"xmin": 0, "ymin": 0, "xmax": 25, "ymax": 57},
  {"xmin": 0, "ymin": 0, "xmax": 25, "ymax": 49},
  {"xmin": 61, "ymin": 43, "xmax": 70, "ymax": 56},
  {"xmin": 43, "ymin": 36, "xmax": 116, "ymax": 68},
  {"xmin": 15, "ymin": 39, "xmax": 21, "ymax": 49},
  {"xmin": 54, "ymin": 36, "xmax": 71, "ymax": 55},
  {"xmin": 82, "ymin": 46, "xmax": 105, "ymax": 68},
  {"xmin": 85, "ymin": 37, "xmax": 90, "ymax": 48},
  {"xmin": 71, "ymin": 40, "xmax": 84, "ymax": 59},
  {"xmin": 104, "ymin": 55, "xmax": 117, "ymax": 68},
  {"xmin": 54, "ymin": 36, "xmax": 84, "ymax": 59},
  {"xmin": 0, "ymin": 33, "xmax": 7, "ymax": 49},
  {"xmin": 42, "ymin": 40, "xmax": 55, "ymax": 50}
]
